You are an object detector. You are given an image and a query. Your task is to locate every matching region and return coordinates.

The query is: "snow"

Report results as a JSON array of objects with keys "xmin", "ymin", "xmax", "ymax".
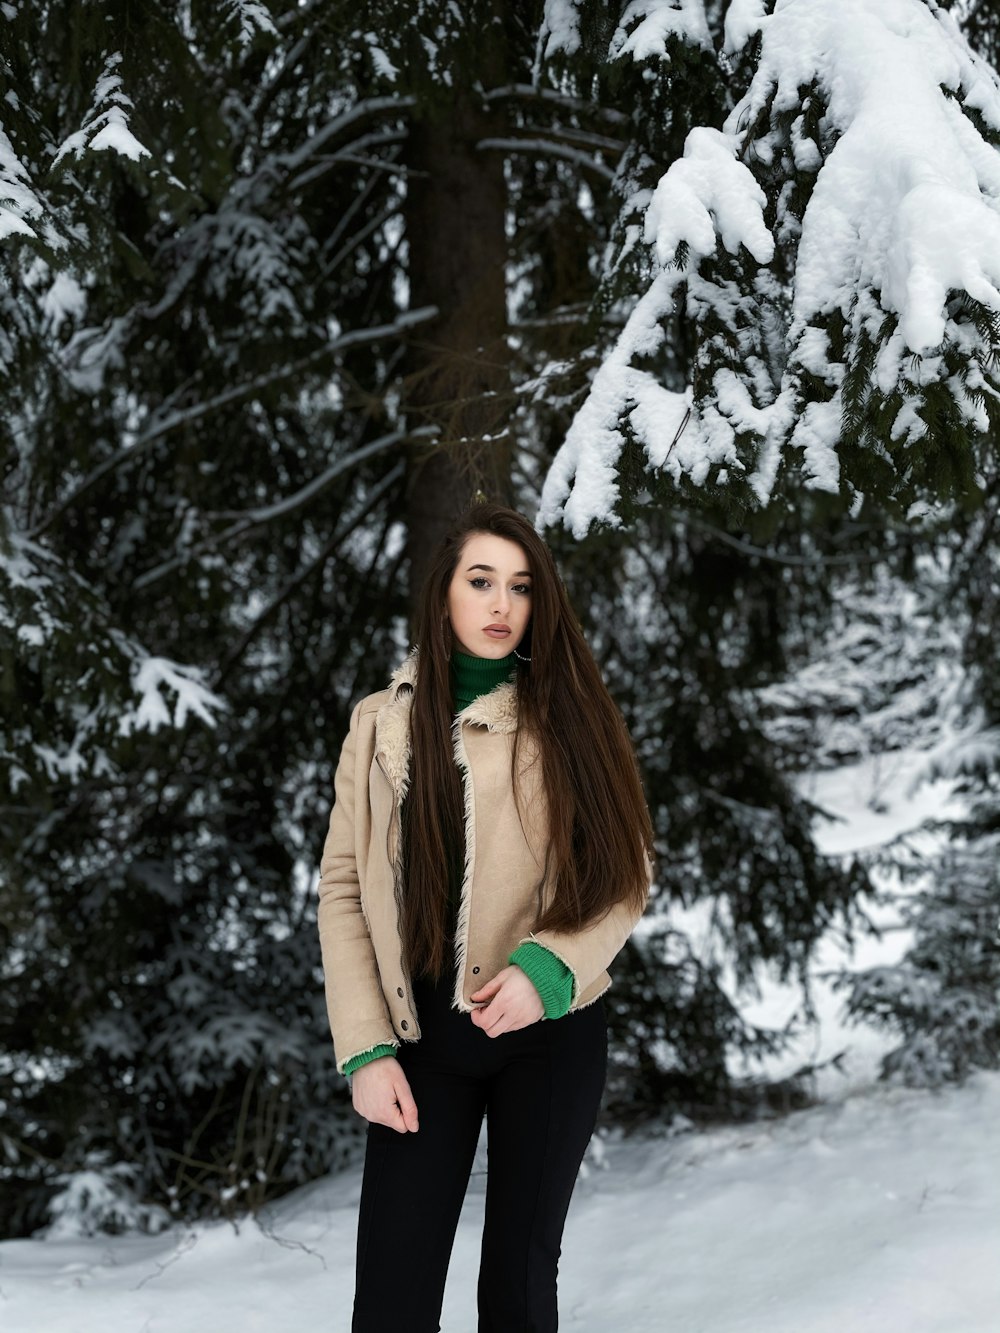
[
  {"xmin": 916, "ymin": 721, "xmax": 1000, "ymax": 785},
  {"xmin": 53, "ymin": 53, "xmax": 151, "ymax": 167},
  {"xmin": 0, "ymin": 126, "xmax": 43, "ymax": 240},
  {"xmin": 750, "ymin": 0, "xmax": 1000, "ymax": 355},
  {"xmin": 539, "ymin": 0, "xmax": 1000, "ymax": 536},
  {"xmin": 4, "ymin": 4, "xmax": 997, "ymax": 1320},
  {"xmin": 723, "ymin": 0, "xmax": 768, "ymax": 54},
  {"xmin": 536, "ymin": 0, "xmax": 584, "ymax": 62},
  {"xmin": 2, "ymin": 1070, "xmax": 996, "ymax": 1331},
  {"xmin": 61, "ymin": 316, "xmax": 131, "ymax": 394},
  {"xmin": 87, "ymin": 112, "xmax": 151, "ymax": 162},
  {"xmin": 3, "ymin": 701, "xmax": 995, "ymax": 1328},
  {"xmin": 227, "ymin": 0, "xmax": 278, "ymax": 49},
  {"xmin": 40, "ymin": 271, "xmax": 87, "ymax": 335},
  {"xmin": 366, "ymin": 35, "xmax": 399, "ymax": 82},
  {"xmin": 608, "ymin": 0, "xmax": 713, "ymax": 60},
  {"xmin": 644, "ymin": 126, "xmax": 774, "ymax": 267},
  {"xmin": 118, "ymin": 657, "xmax": 227, "ymax": 737},
  {"xmin": 16, "ymin": 623, "xmax": 44, "ymax": 647},
  {"xmin": 539, "ymin": 270, "xmax": 686, "ymax": 537}
]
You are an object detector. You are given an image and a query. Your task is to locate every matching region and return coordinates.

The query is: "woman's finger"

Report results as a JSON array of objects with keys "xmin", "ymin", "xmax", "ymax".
[
  {"xmin": 393, "ymin": 1074, "xmax": 420, "ymax": 1132},
  {"xmin": 483, "ymin": 1006, "xmax": 507, "ymax": 1035},
  {"xmin": 382, "ymin": 1100, "xmax": 407, "ymax": 1132}
]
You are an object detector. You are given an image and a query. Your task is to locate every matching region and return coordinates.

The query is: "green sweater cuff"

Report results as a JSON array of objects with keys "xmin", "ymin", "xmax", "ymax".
[
  {"xmin": 509, "ymin": 941, "xmax": 575, "ymax": 1019},
  {"xmin": 343, "ymin": 1043, "xmax": 397, "ymax": 1077},
  {"xmin": 343, "ymin": 947, "xmax": 574, "ymax": 1070}
]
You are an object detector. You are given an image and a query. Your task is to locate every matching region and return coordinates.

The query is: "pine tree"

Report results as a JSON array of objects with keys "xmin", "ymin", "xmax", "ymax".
[
  {"xmin": 844, "ymin": 816, "xmax": 1000, "ymax": 1086},
  {"xmin": 3, "ymin": 0, "xmax": 999, "ymax": 1237},
  {"xmin": 535, "ymin": 0, "xmax": 1000, "ymax": 536},
  {"xmin": 566, "ymin": 508, "xmax": 875, "ymax": 1123},
  {"xmin": 838, "ymin": 497, "xmax": 1000, "ymax": 1086}
]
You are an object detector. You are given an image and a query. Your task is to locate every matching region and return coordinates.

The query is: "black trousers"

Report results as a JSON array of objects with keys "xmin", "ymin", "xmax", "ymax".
[{"xmin": 351, "ymin": 966, "xmax": 608, "ymax": 1332}]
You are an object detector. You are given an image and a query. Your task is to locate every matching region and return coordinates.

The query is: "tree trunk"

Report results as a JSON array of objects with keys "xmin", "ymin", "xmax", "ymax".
[{"xmin": 399, "ymin": 28, "xmax": 514, "ymax": 624}]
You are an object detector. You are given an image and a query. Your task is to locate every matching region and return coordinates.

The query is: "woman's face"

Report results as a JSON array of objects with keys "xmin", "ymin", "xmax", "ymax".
[{"xmin": 445, "ymin": 531, "xmax": 532, "ymax": 658}]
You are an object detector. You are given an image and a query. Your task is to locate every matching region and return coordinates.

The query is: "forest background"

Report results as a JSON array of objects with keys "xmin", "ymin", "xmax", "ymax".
[{"xmin": 2, "ymin": 0, "xmax": 999, "ymax": 1241}]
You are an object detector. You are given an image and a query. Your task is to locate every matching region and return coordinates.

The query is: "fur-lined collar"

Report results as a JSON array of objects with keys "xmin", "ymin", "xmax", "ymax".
[{"xmin": 373, "ymin": 645, "xmax": 519, "ymax": 800}]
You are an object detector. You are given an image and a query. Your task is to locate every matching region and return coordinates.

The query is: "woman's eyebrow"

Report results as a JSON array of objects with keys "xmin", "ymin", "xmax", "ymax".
[{"xmin": 466, "ymin": 563, "xmax": 532, "ymax": 577}]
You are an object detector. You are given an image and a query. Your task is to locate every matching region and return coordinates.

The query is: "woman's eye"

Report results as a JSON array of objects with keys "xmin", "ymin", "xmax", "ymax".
[{"xmin": 468, "ymin": 578, "xmax": 532, "ymax": 594}]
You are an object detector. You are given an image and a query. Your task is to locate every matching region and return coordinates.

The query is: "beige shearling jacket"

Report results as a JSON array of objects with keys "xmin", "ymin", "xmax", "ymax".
[{"xmin": 316, "ymin": 646, "xmax": 653, "ymax": 1075}]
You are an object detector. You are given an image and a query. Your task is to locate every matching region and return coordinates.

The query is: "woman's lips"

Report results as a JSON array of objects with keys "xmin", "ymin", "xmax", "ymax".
[{"xmin": 484, "ymin": 627, "xmax": 510, "ymax": 637}]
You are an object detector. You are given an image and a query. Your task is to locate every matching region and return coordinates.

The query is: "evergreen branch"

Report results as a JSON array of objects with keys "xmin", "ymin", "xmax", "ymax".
[
  {"xmin": 475, "ymin": 137, "xmax": 617, "ymax": 181},
  {"xmin": 318, "ymin": 158, "xmax": 392, "ymax": 271},
  {"xmin": 137, "ymin": 1105, "xmax": 176, "ymax": 1202},
  {"xmin": 285, "ymin": 128, "xmax": 410, "ymax": 191},
  {"xmin": 248, "ymin": 26, "xmax": 313, "ymax": 118},
  {"xmin": 273, "ymin": 0, "xmax": 328, "ymax": 30},
  {"xmin": 346, "ymin": 523, "xmax": 409, "ymax": 707},
  {"xmin": 138, "ymin": 149, "xmax": 403, "ymax": 327},
  {"xmin": 678, "ymin": 511, "xmax": 907, "ymax": 567},
  {"xmin": 207, "ymin": 431, "xmax": 408, "ymax": 527},
  {"xmin": 509, "ymin": 300, "xmax": 593, "ymax": 329},
  {"xmin": 318, "ymin": 197, "xmax": 404, "ymax": 282},
  {"xmin": 481, "ymin": 83, "xmax": 630, "ymax": 126},
  {"xmin": 294, "ymin": 145, "xmax": 418, "ymax": 181},
  {"xmin": 211, "ymin": 460, "xmax": 405, "ymax": 691},
  {"xmin": 27, "ymin": 307, "xmax": 438, "ymax": 541},
  {"xmin": 513, "ymin": 122, "xmax": 625, "ymax": 155},
  {"xmin": 131, "ymin": 431, "xmax": 417, "ymax": 591},
  {"xmin": 268, "ymin": 95, "xmax": 416, "ymax": 178}
]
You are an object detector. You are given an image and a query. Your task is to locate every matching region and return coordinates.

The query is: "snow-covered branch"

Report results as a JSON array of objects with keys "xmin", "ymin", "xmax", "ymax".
[
  {"xmin": 0, "ymin": 127, "xmax": 45, "ymax": 241},
  {"xmin": 539, "ymin": 0, "xmax": 1000, "ymax": 535},
  {"xmin": 481, "ymin": 82, "xmax": 630, "ymax": 126},
  {"xmin": 268, "ymin": 95, "xmax": 416, "ymax": 179},
  {"xmin": 53, "ymin": 52, "xmax": 151, "ymax": 166},
  {"xmin": 476, "ymin": 136, "xmax": 617, "ymax": 180},
  {"xmin": 285, "ymin": 129, "xmax": 409, "ymax": 192}
]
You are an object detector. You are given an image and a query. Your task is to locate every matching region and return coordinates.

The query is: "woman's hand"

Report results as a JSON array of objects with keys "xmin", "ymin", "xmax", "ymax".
[
  {"xmin": 351, "ymin": 1056, "xmax": 420, "ymax": 1133},
  {"xmin": 469, "ymin": 965, "xmax": 544, "ymax": 1036}
]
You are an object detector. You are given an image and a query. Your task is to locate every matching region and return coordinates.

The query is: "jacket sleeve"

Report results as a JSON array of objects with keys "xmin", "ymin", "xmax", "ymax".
[
  {"xmin": 514, "ymin": 847, "xmax": 654, "ymax": 1006},
  {"xmin": 316, "ymin": 696, "xmax": 400, "ymax": 1076}
]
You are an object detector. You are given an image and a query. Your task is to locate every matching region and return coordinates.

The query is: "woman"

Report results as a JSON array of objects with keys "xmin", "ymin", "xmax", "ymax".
[{"xmin": 316, "ymin": 501, "xmax": 655, "ymax": 1332}]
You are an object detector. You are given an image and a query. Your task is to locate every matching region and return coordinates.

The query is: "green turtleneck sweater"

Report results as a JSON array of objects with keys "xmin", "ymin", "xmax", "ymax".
[{"xmin": 342, "ymin": 649, "xmax": 575, "ymax": 1079}]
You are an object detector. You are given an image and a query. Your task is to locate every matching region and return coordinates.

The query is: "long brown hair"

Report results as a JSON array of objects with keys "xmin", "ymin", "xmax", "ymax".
[{"xmin": 400, "ymin": 501, "xmax": 655, "ymax": 983}]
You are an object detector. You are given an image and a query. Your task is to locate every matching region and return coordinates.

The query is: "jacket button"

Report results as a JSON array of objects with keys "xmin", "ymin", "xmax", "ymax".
[
  {"xmin": 396, "ymin": 986, "xmax": 404, "ymax": 997},
  {"xmin": 400, "ymin": 1020, "xmax": 408, "ymax": 1031},
  {"xmin": 472, "ymin": 966, "xmax": 480, "ymax": 974}
]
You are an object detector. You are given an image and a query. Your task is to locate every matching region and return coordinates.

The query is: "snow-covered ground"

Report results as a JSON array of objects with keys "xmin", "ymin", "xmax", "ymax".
[
  {"xmin": 1, "ymin": 1068, "xmax": 997, "ymax": 1332},
  {"xmin": 3, "ymin": 709, "xmax": 994, "ymax": 1331}
]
